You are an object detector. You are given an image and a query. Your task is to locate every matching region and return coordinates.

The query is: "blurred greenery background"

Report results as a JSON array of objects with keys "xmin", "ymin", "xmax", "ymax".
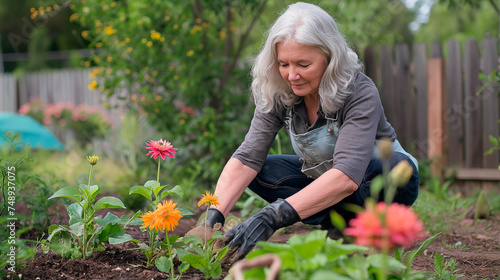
[{"xmin": 0, "ymin": 0, "xmax": 498, "ymax": 210}]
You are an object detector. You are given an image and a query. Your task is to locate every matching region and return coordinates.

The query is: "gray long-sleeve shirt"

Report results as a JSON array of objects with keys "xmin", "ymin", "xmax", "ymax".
[{"xmin": 232, "ymin": 73, "xmax": 397, "ymax": 186}]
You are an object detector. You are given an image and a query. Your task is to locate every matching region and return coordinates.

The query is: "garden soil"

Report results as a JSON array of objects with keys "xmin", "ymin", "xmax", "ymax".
[{"xmin": 9, "ymin": 200, "xmax": 500, "ymax": 280}]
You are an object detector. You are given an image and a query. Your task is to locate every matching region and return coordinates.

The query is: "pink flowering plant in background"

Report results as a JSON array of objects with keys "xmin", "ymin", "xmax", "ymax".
[{"xmin": 18, "ymin": 99, "xmax": 112, "ymax": 144}]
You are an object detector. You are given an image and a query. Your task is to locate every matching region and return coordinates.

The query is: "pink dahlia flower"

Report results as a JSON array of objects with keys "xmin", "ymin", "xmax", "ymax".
[
  {"xmin": 344, "ymin": 202, "xmax": 425, "ymax": 250},
  {"xmin": 145, "ymin": 139, "xmax": 177, "ymax": 160}
]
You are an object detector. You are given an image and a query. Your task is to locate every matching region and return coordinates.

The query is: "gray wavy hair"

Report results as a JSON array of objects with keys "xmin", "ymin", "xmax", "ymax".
[{"xmin": 251, "ymin": 2, "xmax": 362, "ymax": 114}]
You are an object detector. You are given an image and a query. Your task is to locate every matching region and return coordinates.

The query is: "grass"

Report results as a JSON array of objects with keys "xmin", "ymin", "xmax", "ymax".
[{"xmin": 413, "ymin": 184, "xmax": 500, "ymax": 235}]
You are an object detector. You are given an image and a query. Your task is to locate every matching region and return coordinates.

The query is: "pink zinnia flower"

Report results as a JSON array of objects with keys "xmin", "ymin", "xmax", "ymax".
[
  {"xmin": 145, "ymin": 139, "xmax": 177, "ymax": 160},
  {"xmin": 344, "ymin": 202, "xmax": 425, "ymax": 250}
]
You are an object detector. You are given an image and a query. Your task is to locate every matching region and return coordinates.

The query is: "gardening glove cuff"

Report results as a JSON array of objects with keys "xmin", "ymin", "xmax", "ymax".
[
  {"xmin": 204, "ymin": 207, "xmax": 225, "ymax": 228},
  {"xmin": 223, "ymin": 198, "xmax": 301, "ymax": 260}
]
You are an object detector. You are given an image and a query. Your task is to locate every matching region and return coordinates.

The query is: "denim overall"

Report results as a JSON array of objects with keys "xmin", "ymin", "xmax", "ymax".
[{"xmin": 284, "ymin": 107, "xmax": 418, "ymax": 179}]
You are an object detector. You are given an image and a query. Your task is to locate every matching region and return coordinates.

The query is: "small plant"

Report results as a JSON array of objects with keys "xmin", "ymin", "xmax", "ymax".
[
  {"xmin": 47, "ymin": 155, "xmax": 134, "ymax": 259},
  {"xmin": 430, "ymin": 252, "xmax": 464, "ymax": 280},
  {"xmin": 177, "ymin": 192, "xmax": 228, "ymax": 279},
  {"xmin": 141, "ymin": 200, "xmax": 183, "ymax": 278},
  {"xmin": 128, "ymin": 139, "xmax": 192, "ymax": 277}
]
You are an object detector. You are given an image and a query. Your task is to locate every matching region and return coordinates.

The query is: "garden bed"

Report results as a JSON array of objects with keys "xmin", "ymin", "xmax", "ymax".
[{"xmin": 10, "ymin": 200, "xmax": 500, "ymax": 279}]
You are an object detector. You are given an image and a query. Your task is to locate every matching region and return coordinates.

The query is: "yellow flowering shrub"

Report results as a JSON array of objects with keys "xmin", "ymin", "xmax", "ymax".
[{"xmin": 66, "ymin": 0, "xmax": 267, "ymax": 187}]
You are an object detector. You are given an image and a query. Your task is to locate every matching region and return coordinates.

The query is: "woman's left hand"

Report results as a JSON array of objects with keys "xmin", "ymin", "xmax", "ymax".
[{"xmin": 224, "ymin": 198, "xmax": 300, "ymax": 261}]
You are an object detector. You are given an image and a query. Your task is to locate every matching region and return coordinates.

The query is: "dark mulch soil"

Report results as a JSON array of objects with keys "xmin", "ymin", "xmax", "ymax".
[{"xmin": 6, "ymin": 198, "xmax": 500, "ymax": 279}]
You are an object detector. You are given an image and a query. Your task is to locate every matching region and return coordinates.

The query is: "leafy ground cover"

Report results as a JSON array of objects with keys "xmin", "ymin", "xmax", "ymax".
[{"xmin": 9, "ymin": 188, "xmax": 500, "ymax": 280}]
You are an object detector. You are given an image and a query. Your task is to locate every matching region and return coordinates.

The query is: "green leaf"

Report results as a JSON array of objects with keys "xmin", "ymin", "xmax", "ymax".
[
  {"xmin": 182, "ymin": 235, "xmax": 203, "ymax": 246},
  {"xmin": 367, "ymin": 254, "xmax": 405, "ymax": 271},
  {"xmin": 177, "ymin": 261, "xmax": 190, "ymax": 274},
  {"xmin": 209, "ymin": 230, "xmax": 224, "ymax": 241},
  {"xmin": 145, "ymin": 180, "xmax": 161, "ymax": 197},
  {"xmin": 95, "ymin": 212, "xmax": 120, "ymax": 228},
  {"xmin": 394, "ymin": 247, "xmax": 404, "ymax": 262},
  {"xmin": 310, "ymin": 271, "xmax": 352, "ymax": 280},
  {"xmin": 47, "ymin": 225, "xmax": 70, "ymax": 241},
  {"xmin": 289, "ymin": 230, "xmax": 327, "ymax": 260},
  {"xmin": 109, "ymin": 233, "xmax": 136, "ymax": 244},
  {"xmin": 179, "ymin": 208, "xmax": 195, "ymax": 218},
  {"xmin": 434, "ymin": 252, "xmax": 444, "ymax": 273},
  {"xmin": 95, "ymin": 196, "xmax": 126, "ymax": 210},
  {"xmin": 215, "ymin": 245, "xmax": 228, "ymax": 262},
  {"xmin": 129, "ymin": 185, "xmax": 152, "ymax": 201},
  {"xmin": 209, "ymin": 262, "xmax": 222, "ymax": 279},
  {"xmin": 98, "ymin": 223, "xmax": 124, "ymax": 242},
  {"xmin": 124, "ymin": 211, "xmax": 143, "ymax": 227},
  {"xmin": 50, "ymin": 231, "xmax": 83, "ymax": 259},
  {"xmin": 161, "ymin": 185, "xmax": 184, "ymax": 199},
  {"xmin": 67, "ymin": 203, "xmax": 84, "ymax": 225},
  {"xmin": 404, "ymin": 233, "xmax": 440, "ymax": 265},
  {"xmin": 369, "ymin": 176, "xmax": 385, "ymax": 199},
  {"xmin": 323, "ymin": 239, "xmax": 368, "ymax": 261},
  {"xmin": 69, "ymin": 222, "xmax": 84, "ymax": 237},
  {"xmin": 164, "ymin": 235, "xmax": 179, "ymax": 245},
  {"xmin": 329, "ymin": 211, "xmax": 346, "ymax": 231},
  {"xmin": 178, "ymin": 253, "xmax": 209, "ymax": 276},
  {"xmin": 49, "ymin": 187, "xmax": 82, "ymax": 202},
  {"xmin": 155, "ymin": 256, "xmax": 172, "ymax": 273},
  {"xmin": 490, "ymin": 135, "xmax": 499, "ymax": 146},
  {"xmin": 78, "ymin": 183, "xmax": 90, "ymax": 197},
  {"xmin": 88, "ymin": 185, "xmax": 100, "ymax": 201}
]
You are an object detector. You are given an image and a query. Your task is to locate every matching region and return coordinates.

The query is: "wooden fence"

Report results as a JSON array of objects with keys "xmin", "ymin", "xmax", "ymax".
[
  {"xmin": 364, "ymin": 37, "xmax": 500, "ymax": 189},
  {"xmin": 0, "ymin": 68, "xmax": 113, "ymax": 144},
  {"xmin": 0, "ymin": 68, "xmax": 99, "ymax": 110}
]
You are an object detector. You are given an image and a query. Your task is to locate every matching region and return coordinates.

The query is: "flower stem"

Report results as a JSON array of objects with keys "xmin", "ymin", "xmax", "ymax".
[
  {"xmin": 147, "ymin": 229, "xmax": 157, "ymax": 267},
  {"xmin": 157, "ymin": 157, "xmax": 161, "ymax": 185},
  {"xmin": 166, "ymin": 232, "xmax": 175, "ymax": 278},
  {"xmin": 82, "ymin": 164, "xmax": 94, "ymax": 259},
  {"xmin": 204, "ymin": 207, "xmax": 209, "ymax": 249},
  {"xmin": 87, "ymin": 165, "xmax": 93, "ymax": 191}
]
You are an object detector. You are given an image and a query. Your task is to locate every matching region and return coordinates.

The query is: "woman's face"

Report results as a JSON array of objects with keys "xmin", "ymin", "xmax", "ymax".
[{"xmin": 277, "ymin": 40, "xmax": 328, "ymax": 98}]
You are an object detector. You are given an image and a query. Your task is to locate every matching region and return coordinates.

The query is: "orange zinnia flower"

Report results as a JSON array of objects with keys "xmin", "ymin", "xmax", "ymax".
[
  {"xmin": 141, "ymin": 211, "xmax": 156, "ymax": 230},
  {"xmin": 197, "ymin": 191, "xmax": 220, "ymax": 207},
  {"xmin": 145, "ymin": 139, "xmax": 177, "ymax": 160},
  {"xmin": 344, "ymin": 202, "xmax": 425, "ymax": 250},
  {"xmin": 152, "ymin": 200, "xmax": 183, "ymax": 231}
]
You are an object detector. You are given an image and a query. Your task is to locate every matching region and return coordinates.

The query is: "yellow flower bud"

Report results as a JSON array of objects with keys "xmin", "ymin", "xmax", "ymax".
[
  {"xmin": 389, "ymin": 161, "xmax": 413, "ymax": 187},
  {"xmin": 86, "ymin": 155, "xmax": 101, "ymax": 166},
  {"xmin": 377, "ymin": 138, "xmax": 393, "ymax": 159}
]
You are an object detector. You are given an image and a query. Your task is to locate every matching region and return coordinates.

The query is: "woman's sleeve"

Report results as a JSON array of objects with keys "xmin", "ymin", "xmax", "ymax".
[
  {"xmin": 231, "ymin": 109, "xmax": 283, "ymax": 172},
  {"xmin": 332, "ymin": 80, "xmax": 383, "ymax": 186}
]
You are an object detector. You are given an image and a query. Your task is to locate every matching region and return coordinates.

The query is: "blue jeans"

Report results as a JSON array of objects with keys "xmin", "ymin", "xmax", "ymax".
[{"xmin": 248, "ymin": 152, "xmax": 419, "ymax": 226}]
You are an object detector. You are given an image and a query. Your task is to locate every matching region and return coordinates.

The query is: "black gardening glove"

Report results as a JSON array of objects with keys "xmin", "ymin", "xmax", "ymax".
[
  {"xmin": 224, "ymin": 198, "xmax": 301, "ymax": 260},
  {"xmin": 202, "ymin": 208, "xmax": 225, "ymax": 227}
]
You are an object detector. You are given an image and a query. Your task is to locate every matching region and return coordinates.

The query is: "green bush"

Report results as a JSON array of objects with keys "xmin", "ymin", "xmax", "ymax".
[{"xmin": 60, "ymin": 0, "xmax": 268, "ymax": 189}]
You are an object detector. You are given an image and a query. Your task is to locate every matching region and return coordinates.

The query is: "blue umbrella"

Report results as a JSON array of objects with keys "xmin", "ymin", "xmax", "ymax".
[{"xmin": 0, "ymin": 112, "xmax": 64, "ymax": 150}]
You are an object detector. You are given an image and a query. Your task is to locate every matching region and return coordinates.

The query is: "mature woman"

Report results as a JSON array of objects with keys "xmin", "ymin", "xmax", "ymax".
[{"xmin": 193, "ymin": 2, "xmax": 419, "ymax": 260}]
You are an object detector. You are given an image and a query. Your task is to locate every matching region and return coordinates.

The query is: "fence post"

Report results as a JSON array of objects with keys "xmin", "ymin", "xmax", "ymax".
[
  {"xmin": 428, "ymin": 58, "xmax": 446, "ymax": 177},
  {"xmin": 445, "ymin": 40, "xmax": 464, "ymax": 168},
  {"xmin": 463, "ymin": 40, "xmax": 482, "ymax": 169},
  {"xmin": 412, "ymin": 43, "xmax": 428, "ymax": 160},
  {"xmin": 395, "ymin": 44, "xmax": 413, "ymax": 150},
  {"xmin": 380, "ymin": 45, "xmax": 395, "ymax": 125},
  {"xmin": 481, "ymin": 38, "xmax": 499, "ymax": 168}
]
